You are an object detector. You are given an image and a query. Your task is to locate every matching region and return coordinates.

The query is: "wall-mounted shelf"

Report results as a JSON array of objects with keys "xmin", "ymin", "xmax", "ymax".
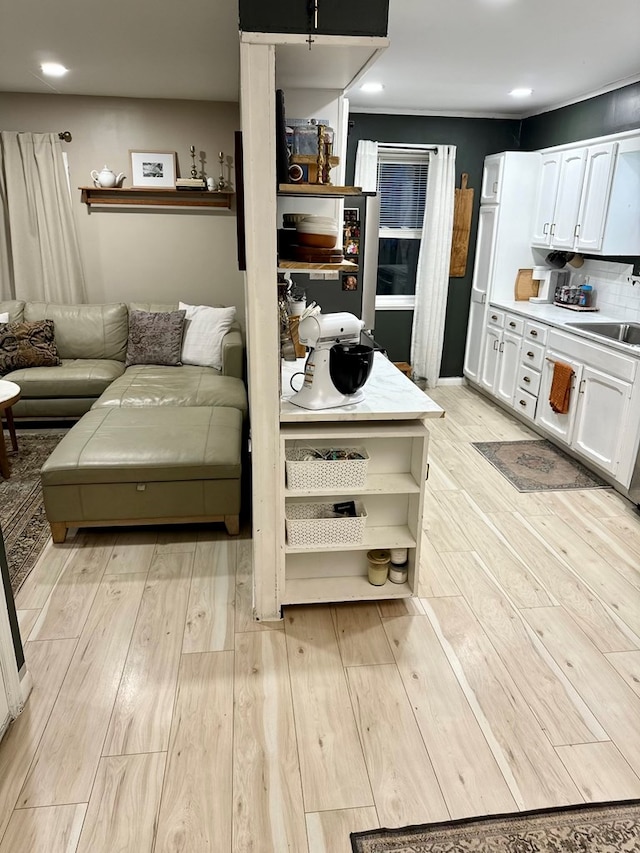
[
  {"xmin": 278, "ymin": 260, "xmax": 358, "ymax": 273},
  {"xmin": 79, "ymin": 187, "xmax": 234, "ymax": 209},
  {"xmin": 278, "ymin": 184, "xmax": 370, "ymax": 198}
]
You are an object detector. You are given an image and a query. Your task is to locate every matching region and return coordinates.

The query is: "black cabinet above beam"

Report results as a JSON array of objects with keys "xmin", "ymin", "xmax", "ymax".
[{"xmin": 239, "ymin": 0, "xmax": 389, "ymax": 38}]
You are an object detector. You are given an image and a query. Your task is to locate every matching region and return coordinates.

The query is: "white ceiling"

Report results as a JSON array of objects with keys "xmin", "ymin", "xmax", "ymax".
[{"xmin": 0, "ymin": 0, "xmax": 639, "ymax": 118}]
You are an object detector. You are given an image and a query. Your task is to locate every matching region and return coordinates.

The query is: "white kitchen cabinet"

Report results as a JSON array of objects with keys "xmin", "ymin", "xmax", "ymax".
[
  {"xmin": 535, "ymin": 330, "xmax": 636, "ymax": 479},
  {"xmin": 572, "ymin": 366, "xmax": 632, "ymax": 474},
  {"xmin": 536, "ymin": 349, "xmax": 583, "ymax": 444},
  {"xmin": 480, "ymin": 313, "xmax": 522, "ymax": 405},
  {"xmin": 480, "ymin": 154, "xmax": 504, "ymax": 204},
  {"xmin": 531, "ymin": 141, "xmax": 622, "ymax": 253},
  {"xmin": 574, "ymin": 143, "xmax": 617, "ymax": 252},
  {"xmin": 463, "ymin": 152, "xmax": 539, "ymax": 384},
  {"xmin": 530, "ymin": 152, "xmax": 561, "ymax": 247},
  {"xmin": 463, "ymin": 205, "xmax": 498, "ymax": 383}
]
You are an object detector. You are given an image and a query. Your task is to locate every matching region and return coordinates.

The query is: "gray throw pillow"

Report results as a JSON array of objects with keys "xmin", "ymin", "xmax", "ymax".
[
  {"xmin": 125, "ymin": 309, "xmax": 186, "ymax": 367},
  {"xmin": 0, "ymin": 319, "xmax": 61, "ymax": 374}
]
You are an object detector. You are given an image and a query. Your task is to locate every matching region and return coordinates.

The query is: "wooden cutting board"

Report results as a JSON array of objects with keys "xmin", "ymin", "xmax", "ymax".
[
  {"xmin": 514, "ymin": 268, "xmax": 539, "ymax": 300},
  {"xmin": 449, "ymin": 173, "xmax": 474, "ymax": 278}
]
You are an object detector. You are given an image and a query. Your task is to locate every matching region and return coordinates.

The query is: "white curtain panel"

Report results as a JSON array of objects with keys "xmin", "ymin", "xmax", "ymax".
[
  {"xmin": 410, "ymin": 144, "xmax": 456, "ymax": 386},
  {"xmin": 0, "ymin": 132, "xmax": 86, "ymax": 303},
  {"xmin": 354, "ymin": 140, "xmax": 379, "ymax": 193}
]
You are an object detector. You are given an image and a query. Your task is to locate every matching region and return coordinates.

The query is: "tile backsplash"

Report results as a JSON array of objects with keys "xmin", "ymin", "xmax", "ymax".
[{"xmin": 569, "ymin": 259, "xmax": 638, "ymax": 320}]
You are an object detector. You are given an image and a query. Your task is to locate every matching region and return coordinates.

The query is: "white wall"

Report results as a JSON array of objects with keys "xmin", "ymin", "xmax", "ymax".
[{"xmin": 0, "ymin": 93, "xmax": 245, "ymax": 324}]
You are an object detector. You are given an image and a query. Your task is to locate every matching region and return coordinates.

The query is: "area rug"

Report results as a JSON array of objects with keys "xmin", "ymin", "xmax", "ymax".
[
  {"xmin": 351, "ymin": 800, "xmax": 640, "ymax": 852},
  {"xmin": 0, "ymin": 432, "xmax": 64, "ymax": 593},
  {"xmin": 472, "ymin": 439, "xmax": 609, "ymax": 492}
]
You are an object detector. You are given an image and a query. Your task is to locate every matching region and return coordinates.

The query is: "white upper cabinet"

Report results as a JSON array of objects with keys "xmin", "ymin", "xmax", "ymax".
[
  {"xmin": 531, "ymin": 153, "xmax": 561, "ymax": 246},
  {"xmin": 575, "ymin": 143, "xmax": 617, "ymax": 252},
  {"xmin": 480, "ymin": 154, "xmax": 504, "ymax": 204},
  {"xmin": 550, "ymin": 149, "xmax": 587, "ymax": 249},
  {"xmin": 530, "ymin": 136, "xmax": 640, "ymax": 255}
]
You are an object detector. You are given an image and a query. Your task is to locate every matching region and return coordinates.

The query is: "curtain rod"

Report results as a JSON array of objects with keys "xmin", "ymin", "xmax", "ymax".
[{"xmin": 58, "ymin": 131, "xmax": 72, "ymax": 142}]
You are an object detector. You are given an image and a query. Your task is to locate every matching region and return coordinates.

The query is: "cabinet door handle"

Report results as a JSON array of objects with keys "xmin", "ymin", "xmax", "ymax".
[
  {"xmin": 579, "ymin": 379, "xmax": 585, "ymax": 394},
  {"xmin": 523, "ymin": 376, "xmax": 531, "ymax": 383},
  {"xmin": 550, "ymin": 223, "xmax": 556, "ymax": 236},
  {"xmin": 574, "ymin": 223, "xmax": 581, "ymax": 238},
  {"xmin": 493, "ymin": 181, "xmax": 498, "ymax": 193},
  {"xmin": 543, "ymin": 222, "xmax": 549, "ymax": 235},
  {"xmin": 530, "ymin": 330, "xmax": 538, "ymax": 337},
  {"xmin": 519, "ymin": 399, "xmax": 527, "ymax": 407},
  {"xmin": 491, "ymin": 314, "xmax": 498, "ymax": 320},
  {"xmin": 493, "ymin": 340, "xmax": 499, "ymax": 350},
  {"xmin": 509, "ymin": 321, "xmax": 516, "ymax": 328},
  {"xmin": 526, "ymin": 351, "xmax": 534, "ymax": 358},
  {"xmin": 499, "ymin": 342, "xmax": 504, "ymax": 353}
]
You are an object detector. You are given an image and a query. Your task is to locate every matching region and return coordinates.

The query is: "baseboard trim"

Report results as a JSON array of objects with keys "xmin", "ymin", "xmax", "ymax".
[{"xmin": 436, "ymin": 377, "xmax": 467, "ymax": 386}]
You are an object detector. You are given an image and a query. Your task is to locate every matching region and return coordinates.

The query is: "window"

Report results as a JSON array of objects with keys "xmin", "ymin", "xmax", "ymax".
[{"xmin": 375, "ymin": 147, "xmax": 430, "ymax": 310}]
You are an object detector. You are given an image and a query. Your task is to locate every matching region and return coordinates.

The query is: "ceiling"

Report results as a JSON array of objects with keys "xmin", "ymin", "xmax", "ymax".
[{"xmin": 0, "ymin": 0, "xmax": 639, "ymax": 118}]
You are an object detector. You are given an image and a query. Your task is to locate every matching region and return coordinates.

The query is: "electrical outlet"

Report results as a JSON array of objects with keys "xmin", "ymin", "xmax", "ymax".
[
  {"xmin": 324, "ymin": 271, "xmax": 339, "ymax": 280},
  {"xmin": 309, "ymin": 272, "xmax": 325, "ymax": 280}
]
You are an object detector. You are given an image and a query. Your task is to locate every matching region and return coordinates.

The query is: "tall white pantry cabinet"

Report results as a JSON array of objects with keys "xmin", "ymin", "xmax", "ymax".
[{"xmin": 239, "ymin": 31, "xmax": 443, "ymax": 620}]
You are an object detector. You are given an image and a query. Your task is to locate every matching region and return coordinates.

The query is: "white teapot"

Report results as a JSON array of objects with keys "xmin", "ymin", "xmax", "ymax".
[{"xmin": 91, "ymin": 166, "xmax": 125, "ymax": 188}]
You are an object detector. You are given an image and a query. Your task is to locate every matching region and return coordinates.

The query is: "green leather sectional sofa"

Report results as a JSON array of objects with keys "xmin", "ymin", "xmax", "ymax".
[{"xmin": 0, "ymin": 300, "xmax": 248, "ymax": 540}]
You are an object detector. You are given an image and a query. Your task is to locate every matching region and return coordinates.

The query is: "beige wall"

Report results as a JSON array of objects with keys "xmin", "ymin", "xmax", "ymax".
[{"xmin": 0, "ymin": 93, "xmax": 245, "ymax": 324}]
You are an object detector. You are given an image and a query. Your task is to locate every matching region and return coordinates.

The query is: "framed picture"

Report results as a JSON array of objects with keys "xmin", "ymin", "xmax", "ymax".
[
  {"xmin": 342, "ymin": 273, "xmax": 358, "ymax": 292},
  {"xmin": 129, "ymin": 150, "xmax": 176, "ymax": 188}
]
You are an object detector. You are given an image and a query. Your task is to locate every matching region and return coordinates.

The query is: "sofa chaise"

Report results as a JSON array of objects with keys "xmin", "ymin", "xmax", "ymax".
[{"xmin": 0, "ymin": 300, "xmax": 248, "ymax": 541}]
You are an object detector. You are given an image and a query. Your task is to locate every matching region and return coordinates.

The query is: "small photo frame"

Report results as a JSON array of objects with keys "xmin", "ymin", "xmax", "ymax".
[
  {"xmin": 130, "ymin": 150, "xmax": 176, "ymax": 188},
  {"xmin": 342, "ymin": 273, "xmax": 358, "ymax": 292}
]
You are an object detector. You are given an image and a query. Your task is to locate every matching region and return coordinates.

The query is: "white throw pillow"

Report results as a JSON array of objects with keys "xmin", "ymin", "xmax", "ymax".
[
  {"xmin": 179, "ymin": 302, "xmax": 236, "ymax": 371},
  {"xmin": 0, "ymin": 312, "xmax": 8, "ymax": 323}
]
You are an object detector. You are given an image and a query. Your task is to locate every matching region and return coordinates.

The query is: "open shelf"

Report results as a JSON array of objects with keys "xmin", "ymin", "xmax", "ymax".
[
  {"xmin": 278, "ymin": 260, "xmax": 358, "ymax": 273},
  {"xmin": 278, "ymin": 184, "xmax": 370, "ymax": 198},
  {"xmin": 282, "ymin": 575, "xmax": 412, "ymax": 605},
  {"xmin": 285, "ymin": 524, "xmax": 416, "ymax": 554},
  {"xmin": 285, "ymin": 471, "xmax": 420, "ymax": 498},
  {"xmin": 79, "ymin": 187, "xmax": 233, "ymax": 209}
]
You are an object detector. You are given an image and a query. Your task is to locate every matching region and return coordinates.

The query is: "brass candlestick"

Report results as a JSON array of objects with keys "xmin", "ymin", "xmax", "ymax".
[{"xmin": 190, "ymin": 145, "xmax": 198, "ymax": 179}]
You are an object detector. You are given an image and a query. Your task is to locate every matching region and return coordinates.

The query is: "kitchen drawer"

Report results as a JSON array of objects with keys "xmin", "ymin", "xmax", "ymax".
[
  {"xmin": 487, "ymin": 309, "xmax": 505, "ymax": 328},
  {"xmin": 521, "ymin": 341, "xmax": 545, "ymax": 371},
  {"xmin": 513, "ymin": 389, "xmax": 538, "ymax": 420},
  {"xmin": 524, "ymin": 321, "xmax": 548, "ymax": 345},
  {"xmin": 517, "ymin": 364, "xmax": 541, "ymax": 397},
  {"xmin": 504, "ymin": 315, "xmax": 525, "ymax": 335}
]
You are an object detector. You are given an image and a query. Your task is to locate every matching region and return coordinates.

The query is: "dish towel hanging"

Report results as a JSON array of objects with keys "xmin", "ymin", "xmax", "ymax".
[{"xmin": 549, "ymin": 361, "xmax": 574, "ymax": 414}]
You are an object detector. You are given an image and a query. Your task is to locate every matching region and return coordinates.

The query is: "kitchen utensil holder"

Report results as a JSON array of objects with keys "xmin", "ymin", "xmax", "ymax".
[
  {"xmin": 285, "ymin": 447, "xmax": 369, "ymax": 490},
  {"xmin": 285, "ymin": 501, "xmax": 367, "ymax": 547}
]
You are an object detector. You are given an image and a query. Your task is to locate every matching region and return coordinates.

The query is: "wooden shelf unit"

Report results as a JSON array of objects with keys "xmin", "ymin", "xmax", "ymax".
[
  {"xmin": 278, "ymin": 184, "xmax": 371, "ymax": 198},
  {"xmin": 277, "ymin": 259, "xmax": 358, "ymax": 273},
  {"xmin": 79, "ymin": 187, "xmax": 234, "ymax": 209}
]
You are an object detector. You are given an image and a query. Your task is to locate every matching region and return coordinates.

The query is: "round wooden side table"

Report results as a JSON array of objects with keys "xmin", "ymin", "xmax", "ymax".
[{"xmin": 0, "ymin": 380, "xmax": 21, "ymax": 480}]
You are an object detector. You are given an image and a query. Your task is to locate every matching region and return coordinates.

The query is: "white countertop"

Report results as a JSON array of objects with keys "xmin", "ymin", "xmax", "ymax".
[
  {"xmin": 280, "ymin": 352, "xmax": 444, "ymax": 422},
  {"xmin": 491, "ymin": 299, "xmax": 640, "ymax": 358}
]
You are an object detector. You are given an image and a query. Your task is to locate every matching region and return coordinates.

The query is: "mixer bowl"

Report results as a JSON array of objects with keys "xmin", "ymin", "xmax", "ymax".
[{"xmin": 329, "ymin": 344, "xmax": 374, "ymax": 395}]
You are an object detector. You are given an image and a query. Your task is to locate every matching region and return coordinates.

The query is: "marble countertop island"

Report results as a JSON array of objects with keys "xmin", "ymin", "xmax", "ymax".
[{"xmin": 280, "ymin": 352, "xmax": 444, "ymax": 422}]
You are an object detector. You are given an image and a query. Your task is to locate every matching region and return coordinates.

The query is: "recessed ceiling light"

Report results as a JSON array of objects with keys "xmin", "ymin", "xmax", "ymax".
[
  {"xmin": 360, "ymin": 82, "xmax": 384, "ymax": 94},
  {"xmin": 509, "ymin": 87, "xmax": 533, "ymax": 98},
  {"xmin": 41, "ymin": 62, "xmax": 69, "ymax": 77}
]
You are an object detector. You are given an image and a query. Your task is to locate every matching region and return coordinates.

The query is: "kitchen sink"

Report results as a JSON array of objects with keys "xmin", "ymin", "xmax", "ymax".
[{"xmin": 565, "ymin": 321, "xmax": 640, "ymax": 346}]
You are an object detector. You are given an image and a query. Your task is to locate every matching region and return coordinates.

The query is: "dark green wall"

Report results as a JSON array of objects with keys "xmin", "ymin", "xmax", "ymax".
[
  {"xmin": 520, "ymin": 82, "xmax": 640, "ymax": 150},
  {"xmin": 346, "ymin": 113, "xmax": 521, "ymax": 374}
]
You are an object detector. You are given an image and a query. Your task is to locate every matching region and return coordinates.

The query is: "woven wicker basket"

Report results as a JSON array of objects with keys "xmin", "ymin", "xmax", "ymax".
[
  {"xmin": 285, "ymin": 447, "xmax": 369, "ymax": 491},
  {"xmin": 285, "ymin": 501, "xmax": 367, "ymax": 547}
]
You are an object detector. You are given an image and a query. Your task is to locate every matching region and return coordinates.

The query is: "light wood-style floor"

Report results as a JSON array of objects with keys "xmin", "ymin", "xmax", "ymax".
[{"xmin": 2, "ymin": 384, "xmax": 640, "ymax": 852}]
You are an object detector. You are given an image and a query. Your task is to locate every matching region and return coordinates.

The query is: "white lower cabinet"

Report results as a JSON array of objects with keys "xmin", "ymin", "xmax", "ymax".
[
  {"xmin": 480, "ymin": 312, "xmax": 522, "ymax": 405},
  {"xmin": 572, "ymin": 366, "xmax": 632, "ymax": 474},
  {"xmin": 280, "ymin": 421, "xmax": 428, "ymax": 605},
  {"xmin": 535, "ymin": 331, "xmax": 636, "ymax": 478}
]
